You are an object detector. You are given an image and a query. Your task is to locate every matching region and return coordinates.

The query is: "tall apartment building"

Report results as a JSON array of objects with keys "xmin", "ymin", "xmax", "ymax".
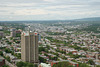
[{"xmin": 21, "ymin": 31, "xmax": 39, "ymax": 63}]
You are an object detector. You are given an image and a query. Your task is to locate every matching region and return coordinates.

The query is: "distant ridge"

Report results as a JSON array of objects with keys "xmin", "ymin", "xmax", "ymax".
[
  {"xmin": 75, "ymin": 17, "xmax": 100, "ymax": 21},
  {"xmin": 0, "ymin": 17, "xmax": 100, "ymax": 22}
]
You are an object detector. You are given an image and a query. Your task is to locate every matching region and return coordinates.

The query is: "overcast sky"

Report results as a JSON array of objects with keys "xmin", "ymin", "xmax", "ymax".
[{"xmin": 0, "ymin": 0, "xmax": 100, "ymax": 21}]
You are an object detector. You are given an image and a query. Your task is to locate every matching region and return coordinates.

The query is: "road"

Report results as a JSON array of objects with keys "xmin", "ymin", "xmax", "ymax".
[
  {"xmin": 0, "ymin": 56, "xmax": 17, "ymax": 67},
  {"xmin": 5, "ymin": 60, "xmax": 17, "ymax": 67}
]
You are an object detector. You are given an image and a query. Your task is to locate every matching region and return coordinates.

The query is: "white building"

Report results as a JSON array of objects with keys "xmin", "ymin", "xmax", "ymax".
[{"xmin": 39, "ymin": 63, "xmax": 51, "ymax": 67}]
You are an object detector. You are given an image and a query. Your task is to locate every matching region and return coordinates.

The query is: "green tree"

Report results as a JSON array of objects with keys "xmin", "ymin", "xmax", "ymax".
[
  {"xmin": 17, "ymin": 53, "xmax": 21, "ymax": 59},
  {"xmin": 16, "ymin": 33, "xmax": 21, "ymax": 37},
  {"xmin": 79, "ymin": 63, "xmax": 91, "ymax": 67},
  {"xmin": 39, "ymin": 47, "xmax": 48, "ymax": 53},
  {"xmin": 27, "ymin": 63, "xmax": 34, "ymax": 67},
  {"xmin": 87, "ymin": 59, "xmax": 95, "ymax": 65},
  {"xmin": 96, "ymin": 65, "xmax": 100, "ymax": 67},
  {"xmin": 0, "ymin": 51, "xmax": 3, "ymax": 56},
  {"xmin": 53, "ymin": 61, "xmax": 74, "ymax": 67},
  {"xmin": 16, "ymin": 61, "xmax": 25, "ymax": 67},
  {"xmin": 2, "ymin": 64, "xmax": 9, "ymax": 67},
  {"xmin": 6, "ymin": 56, "xmax": 10, "ymax": 62},
  {"xmin": 5, "ymin": 48, "xmax": 11, "ymax": 53},
  {"xmin": 39, "ymin": 57, "xmax": 46, "ymax": 63},
  {"xmin": 16, "ymin": 61, "xmax": 37, "ymax": 67}
]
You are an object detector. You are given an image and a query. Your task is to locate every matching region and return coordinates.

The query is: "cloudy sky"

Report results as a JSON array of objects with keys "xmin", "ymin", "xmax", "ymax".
[{"xmin": 0, "ymin": 0, "xmax": 100, "ymax": 21}]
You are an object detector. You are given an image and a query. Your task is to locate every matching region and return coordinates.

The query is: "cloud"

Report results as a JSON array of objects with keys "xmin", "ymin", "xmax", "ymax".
[
  {"xmin": 43, "ymin": 0, "xmax": 57, "ymax": 2},
  {"xmin": 0, "ymin": 3, "xmax": 36, "ymax": 7},
  {"xmin": 14, "ymin": 9, "xmax": 48, "ymax": 15},
  {"xmin": 0, "ymin": 0, "xmax": 100, "ymax": 20}
]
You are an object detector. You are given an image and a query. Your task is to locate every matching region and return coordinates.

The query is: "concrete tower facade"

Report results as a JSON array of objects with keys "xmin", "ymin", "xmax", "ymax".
[{"xmin": 21, "ymin": 31, "xmax": 39, "ymax": 63}]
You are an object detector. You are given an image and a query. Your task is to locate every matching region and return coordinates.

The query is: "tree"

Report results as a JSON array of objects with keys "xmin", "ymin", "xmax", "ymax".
[
  {"xmin": 17, "ymin": 53, "xmax": 21, "ymax": 59},
  {"xmin": 16, "ymin": 61, "xmax": 37, "ymax": 67},
  {"xmin": 6, "ymin": 56, "xmax": 10, "ymax": 62},
  {"xmin": 96, "ymin": 65, "xmax": 100, "ymax": 67},
  {"xmin": 16, "ymin": 61, "xmax": 25, "ymax": 67},
  {"xmin": 39, "ymin": 47, "xmax": 48, "ymax": 53},
  {"xmin": 87, "ymin": 59, "xmax": 95, "ymax": 65},
  {"xmin": 16, "ymin": 33, "xmax": 21, "ymax": 37},
  {"xmin": 0, "ymin": 36, "xmax": 2, "ymax": 40},
  {"xmin": 39, "ymin": 57, "xmax": 46, "ymax": 63},
  {"xmin": 39, "ymin": 47, "xmax": 45, "ymax": 52},
  {"xmin": 27, "ymin": 63, "xmax": 34, "ymax": 67},
  {"xmin": 53, "ymin": 61, "xmax": 74, "ymax": 67},
  {"xmin": 5, "ymin": 48, "xmax": 11, "ymax": 53},
  {"xmin": 2, "ymin": 64, "xmax": 9, "ymax": 67},
  {"xmin": 79, "ymin": 63, "xmax": 91, "ymax": 67},
  {"xmin": 0, "ymin": 51, "xmax": 3, "ymax": 56},
  {"xmin": 46, "ymin": 45, "xmax": 50, "ymax": 50}
]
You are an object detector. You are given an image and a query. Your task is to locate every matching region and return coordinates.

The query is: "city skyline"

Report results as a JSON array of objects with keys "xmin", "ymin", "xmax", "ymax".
[{"xmin": 0, "ymin": 0, "xmax": 100, "ymax": 21}]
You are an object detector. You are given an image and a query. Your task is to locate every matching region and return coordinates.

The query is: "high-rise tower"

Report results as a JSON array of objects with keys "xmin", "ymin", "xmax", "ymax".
[{"xmin": 21, "ymin": 30, "xmax": 39, "ymax": 63}]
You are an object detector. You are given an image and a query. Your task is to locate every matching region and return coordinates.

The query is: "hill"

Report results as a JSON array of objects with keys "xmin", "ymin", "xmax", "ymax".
[{"xmin": 75, "ymin": 17, "xmax": 100, "ymax": 21}]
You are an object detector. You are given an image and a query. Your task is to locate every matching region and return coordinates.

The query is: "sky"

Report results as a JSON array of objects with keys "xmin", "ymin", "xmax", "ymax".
[{"xmin": 0, "ymin": 0, "xmax": 100, "ymax": 21}]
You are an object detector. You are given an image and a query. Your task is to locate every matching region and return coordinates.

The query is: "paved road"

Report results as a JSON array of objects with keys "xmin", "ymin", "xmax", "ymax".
[
  {"xmin": 0, "ymin": 56, "xmax": 16, "ymax": 67},
  {"xmin": 5, "ymin": 60, "xmax": 17, "ymax": 67}
]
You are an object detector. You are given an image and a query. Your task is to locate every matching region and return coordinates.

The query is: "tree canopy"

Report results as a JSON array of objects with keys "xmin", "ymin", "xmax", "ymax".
[
  {"xmin": 16, "ymin": 61, "xmax": 37, "ymax": 67},
  {"xmin": 52, "ymin": 61, "xmax": 74, "ymax": 67}
]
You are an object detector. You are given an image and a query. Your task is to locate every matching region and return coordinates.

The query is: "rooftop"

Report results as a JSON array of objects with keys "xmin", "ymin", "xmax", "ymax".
[{"xmin": 21, "ymin": 31, "xmax": 38, "ymax": 36}]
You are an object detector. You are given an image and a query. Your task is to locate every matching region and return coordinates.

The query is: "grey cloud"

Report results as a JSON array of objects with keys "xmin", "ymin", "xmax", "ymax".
[{"xmin": 0, "ymin": 0, "xmax": 100, "ymax": 20}]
